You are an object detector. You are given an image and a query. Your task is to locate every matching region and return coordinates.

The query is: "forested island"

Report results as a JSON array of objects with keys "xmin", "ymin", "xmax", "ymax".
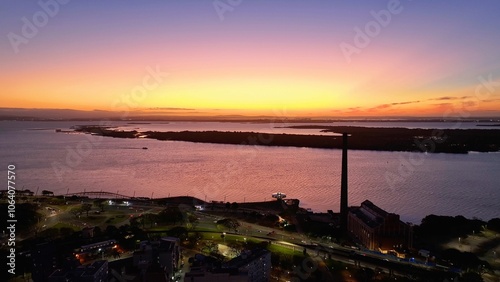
[{"xmin": 73, "ymin": 125, "xmax": 500, "ymax": 154}]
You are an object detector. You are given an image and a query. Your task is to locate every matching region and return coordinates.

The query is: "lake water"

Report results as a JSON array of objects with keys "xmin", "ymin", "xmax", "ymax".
[{"xmin": 1, "ymin": 121, "xmax": 499, "ymax": 223}]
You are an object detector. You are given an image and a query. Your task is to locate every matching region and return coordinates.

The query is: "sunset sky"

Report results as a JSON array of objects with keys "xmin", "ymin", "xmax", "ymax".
[{"xmin": 1, "ymin": 0, "xmax": 500, "ymax": 118}]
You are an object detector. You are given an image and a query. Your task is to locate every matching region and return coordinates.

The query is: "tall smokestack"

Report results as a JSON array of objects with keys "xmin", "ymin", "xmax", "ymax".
[{"xmin": 340, "ymin": 133, "xmax": 348, "ymax": 234}]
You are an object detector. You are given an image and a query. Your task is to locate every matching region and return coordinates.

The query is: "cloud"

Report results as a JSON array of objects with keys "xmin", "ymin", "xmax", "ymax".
[
  {"xmin": 145, "ymin": 107, "xmax": 195, "ymax": 111},
  {"xmin": 481, "ymin": 98, "xmax": 500, "ymax": 103},
  {"xmin": 370, "ymin": 104, "xmax": 392, "ymax": 110},
  {"xmin": 432, "ymin": 102, "xmax": 453, "ymax": 107},
  {"xmin": 426, "ymin": 96, "xmax": 472, "ymax": 102},
  {"xmin": 346, "ymin": 107, "xmax": 361, "ymax": 111},
  {"xmin": 428, "ymin": 96, "xmax": 454, "ymax": 101},
  {"xmin": 390, "ymin": 100, "xmax": 421, "ymax": 106},
  {"xmin": 334, "ymin": 95, "xmax": 487, "ymax": 115},
  {"xmin": 366, "ymin": 100, "xmax": 422, "ymax": 111}
]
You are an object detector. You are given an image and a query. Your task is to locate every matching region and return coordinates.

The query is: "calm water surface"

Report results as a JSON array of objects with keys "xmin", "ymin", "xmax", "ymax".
[{"xmin": 1, "ymin": 121, "xmax": 499, "ymax": 223}]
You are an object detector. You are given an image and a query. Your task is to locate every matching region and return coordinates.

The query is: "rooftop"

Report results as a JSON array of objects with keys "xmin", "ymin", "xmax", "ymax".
[
  {"xmin": 223, "ymin": 249, "xmax": 270, "ymax": 269},
  {"xmin": 350, "ymin": 207, "xmax": 383, "ymax": 229},
  {"xmin": 49, "ymin": 260, "xmax": 108, "ymax": 280},
  {"xmin": 159, "ymin": 237, "xmax": 179, "ymax": 252},
  {"xmin": 361, "ymin": 200, "xmax": 388, "ymax": 217}
]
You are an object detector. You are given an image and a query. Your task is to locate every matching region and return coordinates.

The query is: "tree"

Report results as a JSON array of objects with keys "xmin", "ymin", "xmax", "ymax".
[
  {"xmin": 70, "ymin": 207, "xmax": 81, "ymax": 218},
  {"xmin": 81, "ymin": 203, "xmax": 92, "ymax": 217},
  {"xmin": 119, "ymin": 224, "xmax": 131, "ymax": 234},
  {"xmin": 264, "ymin": 214, "xmax": 279, "ymax": 223},
  {"xmin": 185, "ymin": 231, "xmax": 201, "ymax": 248},
  {"xmin": 93, "ymin": 226, "xmax": 102, "ymax": 237},
  {"xmin": 461, "ymin": 272, "xmax": 484, "ymax": 282},
  {"xmin": 187, "ymin": 214, "xmax": 199, "ymax": 230},
  {"xmin": 0, "ymin": 203, "xmax": 40, "ymax": 233},
  {"xmin": 158, "ymin": 206, "xmax": 183, "ymax": 225},
  {"xmin": 93, "ymin": 199, "xmax": 105, "ymax": 212},
  {"xmin": 168, "ymin": 226, "xmax": 188, "ymax": 240},
  {"xmin": 39, "ymin": 227, "xmax": 59, "ymax": 239},
  {"xmin": 21, "ymin": 189, "xmax": 34, "ymax": 196},
  {"xmin": 105, "ymin": 225, "xmax": 119, "ymax": 236},
  {"xmin": 140, "ymin": 213, "xmax": 157, "ymax": 229},
  {"xmin": 59, "ymin": 227, "xmax": 74, "ymax": 237},
  {"xmin": 130, "ymin": 216, "xmax": 140, "ymax": 228},
  {"xmin": 441, "ymin": 249, "xmax": 489, "ymax": 270},
  {"xmin": 216, "ymin": 218, "xmax": 240, "ymax": 231},
  {"xmin": 230, "ymin": 202, "xmax": 239, "ymax": 212},
  {"xmin": 42, "ymin": 190, "xmax": 54, "ymax": 196},
  {"xmin": 487, "ymin": 218, "xmax": 500, "ymax": 233},
  {"xmin": 415, "ymin": 215, "xmax": 486, "ymax": 247}
]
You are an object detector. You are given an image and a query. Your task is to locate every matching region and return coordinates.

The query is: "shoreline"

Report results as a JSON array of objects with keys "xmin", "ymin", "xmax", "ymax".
[
  {"xmin": 33, "ymin": 194, "xmax": 499, "ymax": 225},
  {"xmin": 72, "ymin": 125, "xmax": 500, "ymax": 154}
]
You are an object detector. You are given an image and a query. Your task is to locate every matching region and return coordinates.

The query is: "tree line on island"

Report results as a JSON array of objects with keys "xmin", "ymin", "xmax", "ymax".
[{"xmin": 73, "ymin": 125, "xmax": 500, "ymax": 154}]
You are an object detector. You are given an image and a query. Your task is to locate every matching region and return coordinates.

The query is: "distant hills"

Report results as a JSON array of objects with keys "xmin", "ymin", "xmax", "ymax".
[{"xmin": 2, "ymin": 107, "xmax": 500, "ymax": 122}]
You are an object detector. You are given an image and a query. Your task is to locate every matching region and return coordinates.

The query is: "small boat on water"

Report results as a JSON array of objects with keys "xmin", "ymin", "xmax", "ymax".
[
  {"xmin": 272, "ymin": 192, "xmax": 286, "ymax": 199},
  {"xmin": 142, "ymin": 147, "xmax": 148, "ymax": 150}
]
